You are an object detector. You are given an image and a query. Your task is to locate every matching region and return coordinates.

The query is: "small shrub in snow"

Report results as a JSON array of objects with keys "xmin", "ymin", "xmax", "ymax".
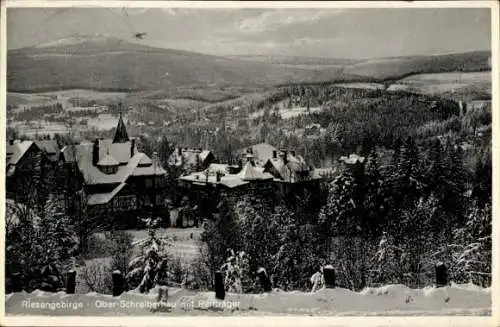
[
  {"xmin": 220, "ymin": 249, "xmax": 249, "ymax": 293},
  {"xmin": 310, "ymin": 268, "xmax": 325, "ymax": 293},
  {"xmin": 107, "ymin": 230, "xmax": 134, "ymax": 277},
  {"xmin": 80, "ymin": 261, "xmax": 113, "ymax": 294},
  {"xmin": 182, "ymin": 245, "xmax": 213, "ymax": 291},
  {"xmin": 84, "ymin": 234, "xmax": 114, "ymax": 260}
]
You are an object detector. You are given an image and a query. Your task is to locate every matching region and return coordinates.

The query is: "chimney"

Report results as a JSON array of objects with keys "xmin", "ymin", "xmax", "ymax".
[
  {"xmin": 130, "ymin": 138, "xmax": 136, "ymax": 157},
  {"xmin": 216, "ymin": 171, "xmax": 222, "ymax": 182},
  {"xmin": 92, "ymin": 139, "xmax": 99, "ymax": 166},
  {"xmin": 281, "ymin": 150, "xmax": 288, "ymax": 165},
  {"xmin": 272, "ymin": 150, "xmax": 277, "ymax": 159}
]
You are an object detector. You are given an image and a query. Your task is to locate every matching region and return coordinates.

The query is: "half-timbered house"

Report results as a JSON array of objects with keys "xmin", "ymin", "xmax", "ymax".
[{"xmin": 60, "ymin": 114, "xmax": 167, "ymax": 227}]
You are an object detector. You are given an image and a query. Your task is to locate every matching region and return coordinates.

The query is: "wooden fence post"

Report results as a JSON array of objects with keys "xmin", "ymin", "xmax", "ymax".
[
  {"xmin": 257, "ymin": 268, "xmax": 272, "ymax": 292},
  {"xmin": 112, "ymin": 270, "xmax": 124, "ymax": 296},
  {"xmin": 157, "ymin": 285, "xmax": 169, "ymax": 302},
  {"xmin": 214, "ymin": 271, "xmax": 225, "ymax": 300},
  {"xmin": 66, "ymin": 270, "xmax": 76, "ymax": 294},
  {"xmin": 11, "ymin": 272, "xmax": 22, "ymax": 293},
  {"xmin": 435, "ymin": 262, "xmax": 448, "ymax": 288},
  {"xmin": 323, "ymin": 265, "xmax": 336, "ymax": 289}
]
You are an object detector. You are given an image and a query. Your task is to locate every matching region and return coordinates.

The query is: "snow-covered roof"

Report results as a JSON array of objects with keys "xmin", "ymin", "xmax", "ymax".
[
  {"xmin": 6, "ymin": 141, "xmax": 37, "ymax": 166},
  {"xmin": 237, "ymin": 161, "xmax": 273, "ymax": 181},
  {"xmin": 97, "ymin": 154, "xmax": 119, "ymax": 166},
  {"xmin": 179, "ymin": 161, "xmax": 273, "ymax": 188},
  {"xmin": 98, "ymin": 139, "xmax": 134, "ymax": 165},
  {"xmin": 35, "ymin": 140, "xmax": 59, "ymax": 154},
  {"xmin": 263, "ymin": 151, "xmax": 310, "ymax": 182},
  {"xmin": 87, "ymin": 182, "xmax": 127, "ymax": 205},
  {"xmin": 61, "ymin": 143, "xmax": 164, "ymax": 185},
  {"xmin": 168, "ymin": 148, "xmax": 212, "ymax": 167},
  {"xmin": 234, "ymin": 143, "xmax": 277, "ymax": 167},
  {"xmin": 132, "ymin": 157, "xmax": 164, "ymax": 176},
  {"xmin": 199, "ymin": 150, "xmax": 212, "ymax": 162},
  {"xmin": 339, "ymin": 154, "xmax": 365, "ymax": 165},
  {"xmin": 180, "ymin": 172, "xmax": 249, "ymax": 189},
  {"xmin": 137, "ymin": 154, "xmax": 152, "ymax": 166}
]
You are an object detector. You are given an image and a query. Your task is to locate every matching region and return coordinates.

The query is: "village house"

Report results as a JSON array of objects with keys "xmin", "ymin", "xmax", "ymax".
[
  {"xmin": 6, "ymin": 140, "xmax": 42, "ymax": 196},
  {"xmin": 178, "ymin": 157, "xmax": 275, "ymax": 215},
  {"xmin": 234, "ymin": 143, "xmax": 279, "ymax": 167},
  {"xmin": 168, "ymin": 147, "xmax": 215, "ymax": 173},
  {"xmin": 60, "ymin": 114, "xmax": 168, "ymax": 227},
  {"xmin": 234, "ymin": 142, "xmax": 334, "ymax": 187},
  {"xmin": 6, "ymin": 138, "xmax": 63, "ymax": 205},
  {"xmin": 339, "ymin": 153, "xmax": 365, "ymax": 166},
  {"xmin": 178, "ymin": 143, "xmax": 333, "ymax": 214},
  {"xmin": 262, "ymin": 149, "xmax": 311, "ymax": 182},
  {"xmin": 337, "ymin": 153, "xmax": 366, "ymax": 178}
]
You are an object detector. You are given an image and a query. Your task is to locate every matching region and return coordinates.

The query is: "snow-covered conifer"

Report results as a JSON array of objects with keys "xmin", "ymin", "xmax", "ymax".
[{"xmin": 126, "ymin": 217, "xmax": 172, "ymax": 293}]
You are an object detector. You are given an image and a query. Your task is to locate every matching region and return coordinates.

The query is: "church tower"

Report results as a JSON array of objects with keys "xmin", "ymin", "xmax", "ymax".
[{"xmin": 113, "ymin": 112, "xmax": 130, "ymax": 143}]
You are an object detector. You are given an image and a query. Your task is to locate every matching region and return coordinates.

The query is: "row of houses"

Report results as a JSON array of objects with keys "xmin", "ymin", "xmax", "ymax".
[
  {"xmin": 6, "ymin": 114, "xmax": 354, "ymax": 228},
  {"xmin": 173, "ymin": 142, "xmax": 344, "ymax": 214}
]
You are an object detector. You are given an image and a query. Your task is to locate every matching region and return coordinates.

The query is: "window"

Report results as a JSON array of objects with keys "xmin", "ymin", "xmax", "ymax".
[
  {"xmin": 101, "ymin": 166, "xmax": 117, "ymax": 174},
  {"xmin": 113, "ymin": 195, "xmax": 137, "ymax": 211},
  {"xmin": 92, "ymin": 204, "xmax": 108, "ymax": 215},
  {"xmin": 155, "ymin": 177, "xmax": 165, "ymax": 188},
  {"xmin": 88, "ymin": 206, "xmax": 99, "ymax": 216},
  {"xmin": 145, "ymin": 178, "xmax": 153, "ymax": 188}
]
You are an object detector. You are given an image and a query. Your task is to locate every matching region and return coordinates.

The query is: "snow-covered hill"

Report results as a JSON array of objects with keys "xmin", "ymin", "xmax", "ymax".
[
  {"xmin": 5, "ymin": 283, "xmax": 491, "ymax": 316},
  {"xmin": 34, "ymin": 35, "xmax": 118, "ymax": 48}
]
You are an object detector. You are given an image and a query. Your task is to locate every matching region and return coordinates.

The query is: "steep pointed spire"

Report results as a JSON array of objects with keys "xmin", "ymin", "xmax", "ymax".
[{"xmin": 113, "ymin": 112, "xmax": 129, "ymax": 143}]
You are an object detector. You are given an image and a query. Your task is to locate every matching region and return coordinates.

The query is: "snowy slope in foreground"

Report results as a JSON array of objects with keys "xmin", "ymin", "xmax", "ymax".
[{"xmin": 5, "ymin": 283, "xmax": 491, "ymax": 316}]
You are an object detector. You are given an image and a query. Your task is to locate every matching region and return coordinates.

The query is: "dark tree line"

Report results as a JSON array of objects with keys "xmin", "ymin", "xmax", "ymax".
[
  {"xmin": 317, "ymin": 137, "xmax": 491, "ymax": 289},
  {"xmin": 200, "ymin": 136, "xmax": 491, "ymax": 292},
  {"xmin": 13, "ymin": 103, "xmax": 64, "ymax": 121}
]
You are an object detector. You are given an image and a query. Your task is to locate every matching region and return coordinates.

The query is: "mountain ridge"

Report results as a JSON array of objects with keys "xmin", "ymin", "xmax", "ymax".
[{"xmin": 7, "ymin": 36, "xmax": 491, "ymax": 94}]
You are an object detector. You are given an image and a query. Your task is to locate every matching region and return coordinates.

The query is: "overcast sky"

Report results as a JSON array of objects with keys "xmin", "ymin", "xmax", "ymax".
[{"xmin": 7, "ymin": 7, "xmax": 491, "ymax": 59}]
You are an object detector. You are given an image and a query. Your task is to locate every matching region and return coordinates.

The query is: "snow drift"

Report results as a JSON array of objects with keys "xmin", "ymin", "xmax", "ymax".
[{"xmin": 5, "ymin": 283, "xmax": 491, "ymax": 316}]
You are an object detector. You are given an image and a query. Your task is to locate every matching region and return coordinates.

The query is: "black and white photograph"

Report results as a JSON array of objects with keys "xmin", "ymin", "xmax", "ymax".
[{"xmin": 1, "ymin": 1, "xmax": 496, "ymax": 320}]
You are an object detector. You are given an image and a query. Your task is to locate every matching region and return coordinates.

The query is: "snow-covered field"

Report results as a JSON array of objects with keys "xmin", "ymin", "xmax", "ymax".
[
  {"xmin": 250, "ymin": 106, "xmax": 322, "ymax": 120},
  {"xmin": 129, "ymin": 228, "xmax": 201, "ymax": 263},
  {"xmin": 95, "ymin": 228, "xmax": 202, "ymax": 263},
  {"xmin": 8, "ymin": 121, "xmax": 71, "ymax": 137},
  {"xmin": 87, "ymin": 113, "xmax": 128, "ymax": 130},
  {"xmin": 387, "ymin": 72, "xmax": 491, "ymax": 96},
  {"xmin": 5, "ymin": 283, "xmax": 491, "ymax": 316}
]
